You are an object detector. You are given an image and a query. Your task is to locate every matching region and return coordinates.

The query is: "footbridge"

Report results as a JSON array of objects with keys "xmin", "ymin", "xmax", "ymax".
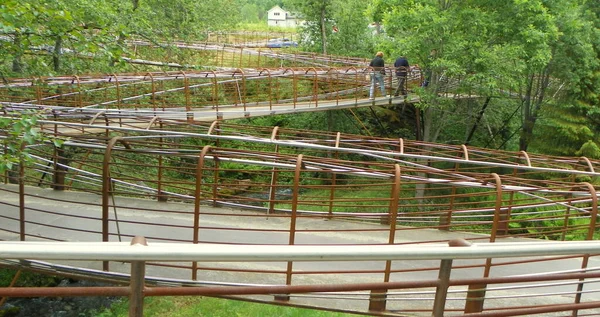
[
  {"xmin": 1, "ymin": 117, "xmax": 600, "ymax": 316},
  {"xmin": 0, "ymin": 50, "xmax": 598, "ymax": 316}
]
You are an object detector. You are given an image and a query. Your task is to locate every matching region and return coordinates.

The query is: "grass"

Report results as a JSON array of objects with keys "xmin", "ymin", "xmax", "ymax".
[{"xmin": 98, "ymin": 296, "xmax": 360, "ymax": 317}]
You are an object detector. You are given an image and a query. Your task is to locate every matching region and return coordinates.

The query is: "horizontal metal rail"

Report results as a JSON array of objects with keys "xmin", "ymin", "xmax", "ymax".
[
  {"xmin": 1, "ymin": 238, "xmax": 600, "ymax": 317},
  {"xmin": 1, "ymin": 240, "xmax": 600, "ymax": 262}
]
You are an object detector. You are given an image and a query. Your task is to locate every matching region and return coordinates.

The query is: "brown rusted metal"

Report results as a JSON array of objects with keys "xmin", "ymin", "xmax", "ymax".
[
  {"xmin": 2, "ymin": 67, "xmax": 600, "ymax": 316},
  {"xmin": 432, "ymin": 258, "xmax": 453, "ymax": 316},
  {"xmin": 102, "ymin": 137, "xmax": 121, "ymax": 271},
  {"xmin": 268, "ymin": 126, "xmax": 280, "ymax": 215},
  {"xmin": 259, "ymin": 68, "xmax": 273, "ymax": 110},
  {"xmin": 368, "ymin": 289, "xmax": 387, "ymax": 312},
  {"xmin": 464, "ymin": 283, "xmax": 487, "ymax": 313},
  {"xmin": 285, "ymin": 154, "xmax": 303, "ymax": 289},
  {"xmin": 0, "ymin": 269, "xmax": 21, "ymax": 307},
  {"xmin": 129, "ymin": 236, "xmax": 147, "ymax": 317},
  {"xmin": 192, "ymin": 145, "xmax": 212, "ymax": 280},
  {"xmin": 19, "ymin": 148, "xmax": 25, "ymax": 241},
  {"xmin": 573, "ymin": 182, "xmax": 598, "ymax": 316}
]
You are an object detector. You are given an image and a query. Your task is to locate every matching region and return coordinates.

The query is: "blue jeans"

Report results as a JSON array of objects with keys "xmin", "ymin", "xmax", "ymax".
[{"xmin": 370, "ymin": 72, "xmax": 385, "ymax": 98}]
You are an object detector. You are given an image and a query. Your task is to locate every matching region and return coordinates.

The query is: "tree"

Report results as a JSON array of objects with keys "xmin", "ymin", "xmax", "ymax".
[
  {"xmin": 326, "ymin": 0, "xmax": 373, "ymax": 57},
  {"xmin": 285, "ymin": 0, "xmax": 333, "ymax": 54},
  {"xmin": 381, "ymin": 0, "xmax": 517, "ymax": 144},
  {"xmin": 379, "ymin": 0, "xmax": 599, "ymax": 156},
  {"xmin": 528, "ymin": 0, "xmax": 600, "ymax": 157}
]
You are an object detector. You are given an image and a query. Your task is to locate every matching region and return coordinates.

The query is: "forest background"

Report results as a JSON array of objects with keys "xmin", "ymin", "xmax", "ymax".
[{"xmin": 1, "ymin": 0, "xmax": 600, "ymax": 159}]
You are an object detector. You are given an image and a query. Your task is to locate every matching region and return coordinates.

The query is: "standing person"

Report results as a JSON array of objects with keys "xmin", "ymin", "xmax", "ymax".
[
  {"xmin": 369, "ymin": 51, "xmax": 386, "ymax": 100},
  {"xmin": 393, "ymin": 55, "xmax": 409, "ymax": 96}
]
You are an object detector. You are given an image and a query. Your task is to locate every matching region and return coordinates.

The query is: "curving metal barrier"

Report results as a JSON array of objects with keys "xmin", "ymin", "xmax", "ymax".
[
  {"xmin": 0, "ymin": 62, "xmax": 597, "ymax": 316},
  {"xmin": 1, "ymin": 116, "xmax": 600, "ymax": 316}
]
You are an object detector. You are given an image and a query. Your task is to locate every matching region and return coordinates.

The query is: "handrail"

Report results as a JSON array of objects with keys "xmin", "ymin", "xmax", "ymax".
[{"xmin": 1, "ymin": 239, "xmax": 599, "ymax": 262}]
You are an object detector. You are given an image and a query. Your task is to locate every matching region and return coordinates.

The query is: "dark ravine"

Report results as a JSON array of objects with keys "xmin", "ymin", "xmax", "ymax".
[{"xmin": 0, "ymin": 279, "xmax": 121, "ymax": 317}]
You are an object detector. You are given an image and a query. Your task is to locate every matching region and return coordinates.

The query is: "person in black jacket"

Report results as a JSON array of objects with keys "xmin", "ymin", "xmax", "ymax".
[
  {"xmin": 369, "ymin": 51, "xmax": 386, "ymax": 99},
  {"xmin": 393, "ymin": 56, "xmax": 409, "ymax": 96}
]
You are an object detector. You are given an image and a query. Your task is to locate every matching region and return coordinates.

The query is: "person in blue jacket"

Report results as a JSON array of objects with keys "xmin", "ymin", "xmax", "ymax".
[{"xmin": 393, "ymin": 56, "xmax": 409, "ymax": 96}]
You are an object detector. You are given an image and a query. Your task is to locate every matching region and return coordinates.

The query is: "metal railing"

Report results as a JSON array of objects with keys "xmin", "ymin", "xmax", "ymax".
[{"xmin": 1, "ymin": 237, "xmax": 600, "ymax": 317}]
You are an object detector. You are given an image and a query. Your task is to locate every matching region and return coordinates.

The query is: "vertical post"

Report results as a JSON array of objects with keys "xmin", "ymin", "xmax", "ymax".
[
  {"xmin": 52, "ymin": 147, "xmax": 67, "ymax": 190},
  {"xmin": 572, "ymin": 182, "xmax": 598, "ymax": 317},
  {"xmin": 278, "ymin": 154, "xmax": 303, "ymax": 302},
  {"xmin": 192, "ymin": 146, "xmax": 212, "ymax": 280},
  {"xmin": 102, "ymin": 137, "xmax": 121, "ymax": 271},
  {"xmin": 433, "ymin": 239, "xmax": 471, "ymax": 316},
  {"xmin": 368, "ymin": 290, "xmax": 387, "ymax": 311},
  {"xmin": 129, "ymin": 236, "xmax": 147, "ymax": 317},
  {"xmin": 267, "ymin": 127, "xmax": 280, "ymax": 215},
  {"xmin": 157, "ymin": 131, "xmax": 167, "ymax": 202},
  {"xmin": 327, "ymin": 132, "xmax": 341, "ymax": 219},
  {"xmin": 19, "ymin": 155, "xmax": 25, "ymax": 241},
  {"xmin": 371, "ymin": 164, "xmax": 401, "ymax": 312},
  {"xmin": 432, "ymin": 259, "xmax": 452, "ymax": 317},
  {"xmin": 465, "ymin": 173, "xmax": 502, "ymax": 313}
]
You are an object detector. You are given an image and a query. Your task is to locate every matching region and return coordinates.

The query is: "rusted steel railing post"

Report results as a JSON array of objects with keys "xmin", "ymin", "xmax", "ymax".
[
  {"xmin": 573, "ymin": 182, "xmax": 598, "ymax": 317},
  {"xmin": 441, "ymin": 145, "xmax": 469, "ymax": 230},
  {"xmin": 129, "ymin": 236, "xmax": 148, "ymax": 317},
  {"xmin": 72, "ymin": 75, "xmax": 82, "ymax": 108},
  {"xmin": 111, "ymin": 74, "xmax": 122, "ymax": 111},
  {"xmin": 283, "ymin": 68, "xmax": 298, "ymax": 108},
  {"xmin": 371, "ymin": 164, "xmax": 401, "ymax": 312},
  {"xmin": 267, "ymin": 127, "xmax": 280, "ymax": 215},
  {"xmin": 327, "ymin": 132, "xmax": 341, "ymax": 219},
  {"xmin": 343, "ymin": 67, "xmax": 358, "ymax": 103},
  {"xmin": 176, "ymin": 71, "xmax": 191, "ymax": 121},
  {"xmin": 433, "ymin": 239, "xmax": 472, "ymax": 317},
  {"xmin": 465, "ymin": 173, "xmax": 502, "ymax": 313},
  {"xmin": 259, "ymin": 68, "xmax": 273, "ymax": 110},
  {"xmin": 306, "ymin": 68, "xmax": 318, "ymax": 107},
  {"xmin": 19, "ymin": 149, "xmax": 25, "ymax": 241},
  {"xmin": 102, "ymin": 137, "xmax": 121, "ymax": 271},
  {"xmin": 232, "ymin": 69, "xmax": 246, "ymax": 110},
  {"xmin": 278, "ymin": 154, "xmax": 303, "ymax": 302},
  {"xmin": 52, "ymin": 146, "xmax": 67, "ymax": 191},
  {"xmin": 491, "ymin": 173, "xmax": 509, "ymax": 236},
  {"xmin": 156, "ymin": 120, "xmax": 167, "ymax": 202},
  {"xmin": 192, "ymin": 146, "xmax": 212, "ymax": 280},
  {"xmin": 368, "ymin": 289, "xmax": 387, "ymax": 312},
  {"xmin": 143, "ymin": 73, "xmax": 156, "ymax": 111}
]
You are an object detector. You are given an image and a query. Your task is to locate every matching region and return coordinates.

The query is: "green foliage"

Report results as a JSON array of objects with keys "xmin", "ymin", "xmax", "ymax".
[
  {"xmin": 0, "ymin": 268, "xmax": 62, "ymax": 287},
  {"xmin": 98, "ymin": 296, "xmax": 358, "ymax": 317},
  {"xmin": 0, "ymin": 110, "xmax": 64, "ymax": 173}
]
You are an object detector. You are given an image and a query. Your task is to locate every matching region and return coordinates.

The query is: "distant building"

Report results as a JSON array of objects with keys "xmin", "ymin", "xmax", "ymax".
[{"xmin": 267, "ymin": 5, "xmax": 302, "ymax": 28}]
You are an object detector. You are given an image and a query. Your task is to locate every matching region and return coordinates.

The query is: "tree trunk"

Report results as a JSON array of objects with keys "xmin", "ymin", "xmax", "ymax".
[
  {"xmin": 465, "ymin": 97, "xmax": 491, "ymax": 145},
  {"xmin": 12, "ymin": 34, "xmax": 23, "ymax": 73},
  {"xmin": 320, "ymin": 8, "xmax": 327, "ymax": 55},
  {"xmin": 519, "ymin": 115, "xmax": 536, "ymax": 151},
  {"xmin": 53, "ymin": 36, "xmax": 63, "ymax": 72}
]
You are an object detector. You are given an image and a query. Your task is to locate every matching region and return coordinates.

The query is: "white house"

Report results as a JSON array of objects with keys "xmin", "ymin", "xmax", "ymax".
[{"xmin": 267, "ymin": 5, "xmax": 302, "ymax": 28}]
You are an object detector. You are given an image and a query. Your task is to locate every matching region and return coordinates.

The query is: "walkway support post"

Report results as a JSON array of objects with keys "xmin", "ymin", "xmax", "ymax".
[
  {"xmin": 129, "ymin": 236, "xmax": 147, "ymax": 317},
  {"xmin": 432, "ymin": 239, "xmax": 472, "ymax": 317},
  {"xmin": 102, "ymin": 137, "xmax": 121, "ymax": 271},
  {"xmin": 465, "ymin": 173, "xmax": 502, "ymax": 313},
  {"xmin": 192, "ymin": 146, "xmax": 213, "ymax": 280},
  {"xmin": 370, "ymin": 164, "xmax": 401, "ymax": 312},
  {"xmin": 573, "ymin": 182, "xmax": 598, "ymax": 317},
  {"xmin": 277, "ymin": 154, "xmax": 303, "ymax": 302},
  {"xmin": 267, "ymin": 127, "xmax": 280, "ymax": 215}
]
